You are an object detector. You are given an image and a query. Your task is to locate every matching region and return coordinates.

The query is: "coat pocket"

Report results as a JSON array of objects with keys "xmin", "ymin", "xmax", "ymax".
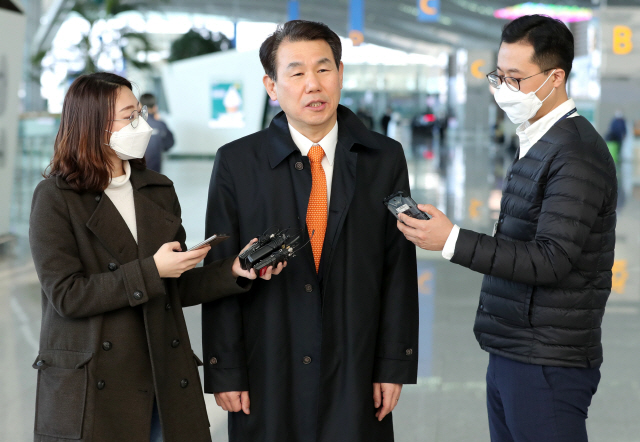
[{"xmin": 33, "ymin": 351, "xmax": 93, "ymax": 440}]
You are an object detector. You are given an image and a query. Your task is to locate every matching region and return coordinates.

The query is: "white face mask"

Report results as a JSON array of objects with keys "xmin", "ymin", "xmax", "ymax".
[
  {"xmin": 494, "ymin": 69, "xmax": 557, "ymax": 124},
  {"xmin": 106, "ymin": 116, "xmax": 153, "ymax": 160}
]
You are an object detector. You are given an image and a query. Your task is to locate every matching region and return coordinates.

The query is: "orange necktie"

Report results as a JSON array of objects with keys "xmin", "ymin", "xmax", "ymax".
[{"xmin": 306, "ymin": 145, "xmax": 328, "ymax": 272}]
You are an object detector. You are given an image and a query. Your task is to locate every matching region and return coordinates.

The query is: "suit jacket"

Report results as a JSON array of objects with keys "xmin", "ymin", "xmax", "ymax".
[
  {"xmin": 202, "ymin": 106, "xmax": 419, "ymax": 442},
  {"xmin": 29, "ymin": 168, "xmax": 249, "ymax": 442}
]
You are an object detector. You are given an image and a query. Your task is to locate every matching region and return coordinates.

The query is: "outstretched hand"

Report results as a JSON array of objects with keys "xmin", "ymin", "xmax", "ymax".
[
  {"xmin": 231, "ymin": 238, "xmax": 287, "ymax": 280},
  {"xmin": 397, "ymin": 204, "xmax": 453, "ymax": 251},
  {"xmin": 153, "ymin": 242, "xmax": 210, "ymax": 278}
]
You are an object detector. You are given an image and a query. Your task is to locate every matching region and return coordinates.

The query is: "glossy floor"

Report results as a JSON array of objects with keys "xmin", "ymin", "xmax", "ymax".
[{"xmin": 2, "ymin": 136, "xmax": 639, "ymax": 442}]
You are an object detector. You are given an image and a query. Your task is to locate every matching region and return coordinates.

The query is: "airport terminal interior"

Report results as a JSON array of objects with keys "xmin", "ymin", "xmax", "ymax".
[{"xmin": 2, "ymin": 0, "xmax": 640, "ymax": 441}]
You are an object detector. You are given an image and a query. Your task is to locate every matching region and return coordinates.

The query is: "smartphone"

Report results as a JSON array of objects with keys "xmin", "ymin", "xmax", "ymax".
[{"xmin": 187, "ymin": 234, "xmax": 229, "ymax": 252}]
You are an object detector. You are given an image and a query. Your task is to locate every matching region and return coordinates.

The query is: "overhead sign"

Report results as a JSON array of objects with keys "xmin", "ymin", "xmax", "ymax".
[
  {"xmin": 288, "ymin": 1, "xmax": 299, "ymax": 21},
  {"xmin": 613, "ymin": 25, "xmax": 633, "ymax": 55},
  {"xmin": 418, "ymin": 0, "xmax": 440, "ymax": 23},
  {"xmin": 599, "ymin": 8, "xmax": 640, "ymax": 78},
  {"xmin": 470, "ymin": 59, "xmax": 486, "ymax": 79},
  {"xmin": 349, "ymin": 0, "xmax": 365, "ymax": 46}
]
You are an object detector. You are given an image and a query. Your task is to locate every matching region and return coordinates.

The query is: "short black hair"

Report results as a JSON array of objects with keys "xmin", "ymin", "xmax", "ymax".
[
  {"xmin": 501, "ymin": 14, "xmax": 574, "ymax": 79},
  {"xmin": 140, "ymin": 93, "xmax": 156, "ymax": 108},
  {"xmin": 259, "ymin": 20, "xmax": 342, "ymax": 81}
]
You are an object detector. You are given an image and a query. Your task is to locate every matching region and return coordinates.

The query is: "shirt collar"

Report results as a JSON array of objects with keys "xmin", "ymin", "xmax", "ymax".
[
  {"xmin": 288, "ymin": 121, "xmax": 338, "ymax": 166},
  {"xmin": 517, "ymin": 98, "xmax": 578, "ymax": 146}
]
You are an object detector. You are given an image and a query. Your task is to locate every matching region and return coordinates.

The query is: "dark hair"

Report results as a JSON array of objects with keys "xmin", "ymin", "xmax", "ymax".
[
  {"xmin": 501, "ymin": 14, "xmax": 574, "ymax": 79},
  {"xmin": 46, "ymin": 72, "xmax": 145, "ymax": 192},
  {"xmin": 140, "ymin": 93, "xmax": 156, "ymax": 108},
  {"xmin": 259, "ymin": 20, "xmax": 342, "ymax": 81}
]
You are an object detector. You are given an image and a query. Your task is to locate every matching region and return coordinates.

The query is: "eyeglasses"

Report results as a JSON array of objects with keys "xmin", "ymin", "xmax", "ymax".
[
  {"xmin": 111, "ymin": 105, "xmax": 148, "ymax": 129},
  {"xmin": 486, "ymin": 70, "xmax": 552, "ymax": 92}
]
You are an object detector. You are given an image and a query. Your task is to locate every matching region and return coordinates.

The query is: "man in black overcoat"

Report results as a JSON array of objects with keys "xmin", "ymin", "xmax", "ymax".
[
  {"xmin": 201, "ymin": 20, "xmax": 419, "ymax": 442},
  {"xmin": 397, "ymin": 15, "xmax": 617, "ymax": 442}
]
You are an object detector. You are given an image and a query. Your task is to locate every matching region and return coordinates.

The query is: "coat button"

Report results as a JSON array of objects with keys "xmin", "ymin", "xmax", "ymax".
[
  {"xmin": 405, "ymin": 348, "xmax": 413, "ymax": 356},
  {"xmin": 180, "ymin": 379, "xmax": 189, "ymax": 388},
  {"xmin": 499, "ymin": 218, "xmax": 504, "ymax": 224},
  {"xmin": 133, "ymin": 290, "xmax": 143, "ymax": 300},
  {"xmin": 97, "ymin": 380, "xmax": 105, "ymax": 390},
  {"xmin": 171, "ymin": 339, "xmax": 180, "ymax": 348},
  {"xmin": 209, "ymin": 357, "xmax": 218, "ymax": 365},
  {"xmin": 95, "ymin": 195, "xmax": 101, "ymax": 202},
  {"xmin": 165, "ymin": 303, "xmax": 172, "ymax": 310},
  {"xmin": 305, "ymin": 284, "xmax": 313, "ymax": 293},
  {"xmin": 303, "ymin": 356, "xmax": 312, "ymax": 365},
  {"xmin": 509, "ymin": 173, "xmax": 514, "ymax": 180},
  {"xmin": 36, "ymin": 360, "xmax": 45, "ymax": 367},
  {"xmin": 480, "ymin": 304, "xmax": 484, "ymax": 310},
  {"xmin": 108, "ymin": 263, "xmax": 117, "ymax": 271},
  {"xmin": 102, "ymin": 341, "xmax": 112, "ymax": 351},
  {"xmin": 295, "ymin": 162, "xmax": 304, "ymax": 170}
]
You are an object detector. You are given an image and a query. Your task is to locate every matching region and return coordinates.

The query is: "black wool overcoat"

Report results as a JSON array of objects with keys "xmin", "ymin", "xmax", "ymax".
[
  {"xmin": 29, "ymin": 168, "xmax": 249, "ymax": 442},
  {"xmin": 202, "ymin": 106, "xmax": 419, "ymax": 442}
]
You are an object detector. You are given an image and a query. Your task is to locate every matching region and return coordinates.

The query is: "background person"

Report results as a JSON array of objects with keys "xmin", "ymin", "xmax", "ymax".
[
  {"xmin": 201, "ymin": 20, "xmax": 419, "ymax": 442},
  {"xmin": 29, "ymin": 72, "xmax": 281, "ymax": 442},
  {"xmin": 140, "ymin": 92, "xmax": 175, "ymax": 173},
  {"xmin": 605, "ymin": 110, "xmax": 627, "ymax": 163},
  {"xmin": 397, "ymin": 15, "xmax": 617, "ymax": 442}
]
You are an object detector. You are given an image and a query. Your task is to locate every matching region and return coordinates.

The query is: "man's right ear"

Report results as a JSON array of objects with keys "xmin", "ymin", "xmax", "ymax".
[{"xmin": 263, "ymin": 75, "xmax": 277, "ymax": 101}]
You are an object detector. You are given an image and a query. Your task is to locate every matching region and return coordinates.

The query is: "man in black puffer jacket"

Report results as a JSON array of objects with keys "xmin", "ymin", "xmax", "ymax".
[{"xmin": 397, "ymin": 15, "xmax": 616, "ymax": 442}]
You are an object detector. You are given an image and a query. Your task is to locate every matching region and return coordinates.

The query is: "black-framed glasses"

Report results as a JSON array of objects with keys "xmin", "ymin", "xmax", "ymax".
[
  {"xmin": 111, "ymin": 105, "xmax": 148, "ymax": 129},
  {"xmin": 486, "ymin": 70, "xmax": 552, "ymax": 92}
]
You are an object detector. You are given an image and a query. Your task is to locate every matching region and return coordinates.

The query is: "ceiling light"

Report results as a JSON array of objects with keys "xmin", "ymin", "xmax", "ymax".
[{"xmin": 494, "ymin": 3, "xmax": 593, "ymax": 23}]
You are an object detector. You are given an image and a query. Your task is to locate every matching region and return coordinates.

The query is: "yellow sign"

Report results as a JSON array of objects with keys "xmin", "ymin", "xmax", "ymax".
[
  {"xmin": 420, "ymin": 0, "xmax": 438, "ymax": 15},
  {"xmin": 471, "ymin": 60, "xmax": 486, "ymax": 79},
  {"xmin": 418, "ymin": 271, "xmax": 433, "ymax": 295},
  {"xmin": 349, "ymin": 30, "xmax": 364, "ymax": 46},
  {"xmin": 469, "ymin": 198, "xmax": 483, "ymax": 219},
  {"xmin": 613, "ymin": 25, "xmax": 633, "ymax": 55},
  {"xmin": 611, "ymin": 260, "xmax": 629, "ymax": 294}
]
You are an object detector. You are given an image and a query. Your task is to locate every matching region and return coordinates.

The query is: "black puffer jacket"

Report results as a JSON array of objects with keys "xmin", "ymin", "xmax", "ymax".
[{"xmin": 452, "ymin": 116, "xmax": 617, "ymax": 368}]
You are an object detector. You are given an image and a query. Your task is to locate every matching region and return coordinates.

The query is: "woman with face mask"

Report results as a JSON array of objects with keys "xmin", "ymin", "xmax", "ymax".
[{"xmin": 28, "ymin": 72, "xmax": 284, "ymax": 442}]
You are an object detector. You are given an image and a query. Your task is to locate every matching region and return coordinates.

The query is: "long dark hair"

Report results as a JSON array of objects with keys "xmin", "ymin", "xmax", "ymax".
[{"xmin": 46, "ymin": 72, "xmax": 145, "ymax": 192}]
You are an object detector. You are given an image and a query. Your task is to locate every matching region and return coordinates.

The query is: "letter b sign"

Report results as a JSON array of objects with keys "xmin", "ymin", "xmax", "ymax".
[{"xmin": 613, "ymin": 25, "xmax": 633, "ymax": 55}]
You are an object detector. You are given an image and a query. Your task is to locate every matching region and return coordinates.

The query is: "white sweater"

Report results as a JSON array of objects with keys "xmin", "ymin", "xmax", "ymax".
[{"xmin": 104, "ymin": 161, "xmax": 138, "ymax": 243}]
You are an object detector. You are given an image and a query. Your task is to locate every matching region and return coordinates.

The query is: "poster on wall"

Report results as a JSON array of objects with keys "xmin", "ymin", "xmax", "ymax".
[{"xmin": 209, "ymin": 82, "xmax": 245, "ymax": 129}]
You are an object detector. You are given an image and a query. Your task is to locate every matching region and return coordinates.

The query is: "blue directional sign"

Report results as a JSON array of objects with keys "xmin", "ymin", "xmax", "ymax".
[
  {"xmin": 417, "ymin": 0, "xmax": 440, "ymax": 23},
  {"xmin": 288, "ymin": 1, "xmax": 300, "ymax": 21},
  {"xmin": 349, "ymin": 0, "xmax": 365, "ymax": 46}
]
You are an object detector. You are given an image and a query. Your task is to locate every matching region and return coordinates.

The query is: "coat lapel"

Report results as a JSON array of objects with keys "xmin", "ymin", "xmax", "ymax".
[
  {"xmin": 319, "ymin": 106, "xmax": 380, "ymax": 280},
  {"xmin": 86, "ymin": 195, "xmax": 139, "ymax": 264},
  {"xmin": 318, "ymin": 141, "xmax": 357, "ymax": 279},
  {"xmin": 134, "ymin": 189, "xmax": 182, "ymax": 260},
  {"xmin": 267, "ymin": 112, "xmax": 317, "ymax": 273},
  {"xmin": 266, "ymin": 107, "xmax": 381, "ymax": 279}
]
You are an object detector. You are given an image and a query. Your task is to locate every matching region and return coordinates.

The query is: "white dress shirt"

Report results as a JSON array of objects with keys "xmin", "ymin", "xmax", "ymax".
[
  {"xmin": 442, "ymin": 99, "xmax": 579, "ymax": 260},
  {"xmin": 104, "ymin": 160, "xmax": 138, "ymax": 244},
  {"xmin": 288, "ymin": 122, "xmax": 338, "ymax": 207}
]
